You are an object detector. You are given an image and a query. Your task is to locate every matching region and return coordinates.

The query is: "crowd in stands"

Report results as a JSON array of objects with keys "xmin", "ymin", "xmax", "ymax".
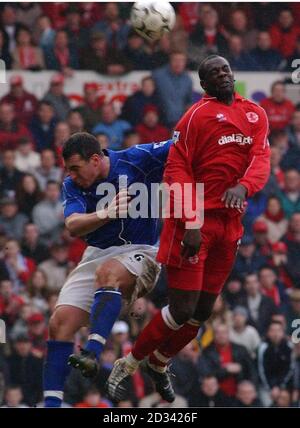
[{"xmin": 0, "ymin": 2, "xmax": 299, "ymax": 408}]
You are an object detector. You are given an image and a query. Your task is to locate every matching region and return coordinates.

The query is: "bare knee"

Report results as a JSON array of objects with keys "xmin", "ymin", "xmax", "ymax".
[
  {"xmin": 95, "ymin": 260, "xmax": 136, "ymax": 299},
  {"xmin": 49, "ymin": 307, "xmax": 88, "ymax": 341}
]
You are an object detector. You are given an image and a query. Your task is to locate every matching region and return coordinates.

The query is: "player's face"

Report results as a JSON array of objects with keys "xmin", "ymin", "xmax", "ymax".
[
  {"xmin": 201, "ymin": 57, "xmax": 235, "ymax": 101},
  {"xmin": 65, "ymin": 154, "xmax": 102, "ymax": 188}
]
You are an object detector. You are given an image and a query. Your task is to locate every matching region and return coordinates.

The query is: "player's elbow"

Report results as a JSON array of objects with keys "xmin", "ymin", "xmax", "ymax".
[{"xmin": 65, "ymin": 215, "xmax": 82, "ymax": 237}]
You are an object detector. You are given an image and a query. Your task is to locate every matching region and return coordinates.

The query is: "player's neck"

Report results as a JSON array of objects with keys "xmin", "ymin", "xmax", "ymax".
[
  {"xmin": 97, "ymin": 155, "xmax": 110, "ymax": 180},
  {"xmin": 216, "ymin": 93, "xmax": 234, "ymax": 105}
]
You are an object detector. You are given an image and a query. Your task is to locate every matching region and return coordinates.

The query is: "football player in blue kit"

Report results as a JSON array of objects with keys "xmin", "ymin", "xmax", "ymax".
[{"xmin": 43, "ymin": 132, "xmax": 173, "ymax": 407}]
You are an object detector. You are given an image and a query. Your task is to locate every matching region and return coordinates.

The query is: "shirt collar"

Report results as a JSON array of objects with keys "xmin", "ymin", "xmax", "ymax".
[{"xmin": 202, "ymin": 92, "xmax": 244, "ymax": 102}]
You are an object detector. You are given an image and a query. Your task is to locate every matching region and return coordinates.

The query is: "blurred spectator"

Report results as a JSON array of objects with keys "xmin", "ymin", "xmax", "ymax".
[
  {"xmin": 171, "ymin": 342, "xmax": 201, "ymax": 401},
  {"xmin": 234, "ymin": 380, "xmax": 262, "ymax": 407},
  {"xmin": 136, "ymin": 105, "xmax": 170, "ymax": 144},
  {"xmin": 92, "ymin": 103, "xmax": 131, "ymax": 150},
  {"xmin": 239, "ymin": 273, "xmax": 278, "ymax": 336},
  {"xmin": 252, "ymin": 3, "xmax": 284, "ymax": 31},
  {"xmin": 3, "ymin": 239, "xmax": 36, "ymax": 291},
  {"xmin": 43, "ymin": 74, "xmax": 71, "ymax": 121},
  {"xmin": 77, "ymin": 82, "xmax": 103, "ymax": 132},
  {"xmin": 1, "ymin": 385, "xmax": 28, "ymax": 408},
  {"xmin": 0, "ymin": 75, "xmax": 38, "ymax": 125},
  {"xmin": 178, "ymin": 2, "xmax": 200, "ymax": 33},
  {"xmin": 223, "ymin": 277, "xmax": 245, "ymax": 310},
  {"xmin": 257, "ymin": 321, "xmax": 294, "ymax": 407},
  {"xmin": 0, "ymin": 102, "xmax": 32, "ymax": 151},
  {"xmin": 117, "ymin": 400, "xmax": 133, "ymax": 408},
  {"xmin": 257, "ymin": 196, "xmax": 288, "ymax": 243},
  {"xmin": 33, "ymin": 149, "xmax": 62, "ymax": 191},
  {"xmin": 67, "ymin": 110, "xmax": 85, "ymax": 135},
  {"xmin": 74, "ymin": 386, "xmax": 110, "ymax": 408},
  {"xmin": 29, "ymin": 101, "xmax": 57, "ymax": 152},
  {"xmin": 286, "ymin": 36, "xmax": 300, "ymax": 72},
  {"xmin": 12, "ymin": 25, "xmax": 45, "ymax": 71},
  {"xmin": 152, "ymin": 51, "xmax": 193, "ymax": 128},
  {"xmin": 26, "ymin": 312, "xmax": 48, "ymax": 358},
  {"xmin": 21, "ymin": 223, "xmax": 50, "ymax": 264},
  {"xmin": 0, "ymin": 279, "xmax": 24, "ymax": 327},
  {"xmin": 33, "ymin": 15, "xmax": 55, "ymax": 50},
  {"xmin": 260, "ymin": 81, "xmax": 295, "ymax": 131},
  {"xmin": 0, "ymin": 4, "xmax": 23, "ymax": 53},
  {"xmin": 284, "ymin": 289, "xmax": 300, "ymax": 336},
  {"xmin": 38, "ymin": 242, "xmax": 69, "ymax": 291},
  {"xmin": 233, "ymin": 235, "xmax": 267, "ymax": 278},
  {"xmin": 92, "ymin": 2, "xmax": 130, "ymax": 50},
  {"xmin": 147, "ymin": 34, "xmax": 173, "ymax": 70},
  {"xmin": 271, "ymin": 388, "xmax": 295, "ymax": 407},
  {"xmin": 53, "ymin": 121, "xmax": 71, "ymax": 167},
  {"xmin": 229, "ymin": 306, "xmax": 261, "ymax": 359},
  {"xmin": 44, "ymin": 29, "xmax": 79, "ymax": 74},
  {"xmin": 249, "ymin": 31, "xmax": 285, "ymax": 71},
  {"xmin": 0, "ymin": 149, "xmax": 23, "ymax": 199},
  {"xmin": 292, "ymin": 342, "xmax": 300, "ymax": 403},
  {"xmin": 95, "ymin": 132, "xmax": 110, "ymax": 150},
  {"xmin": 121, "ymin": 76, "xmax": 161, "ymax": 127},
  {"xmin": 40, "ymin": 3, "xmax": 68, "ymax": 30},
  {"xmin": 0, "ymin": 28, "xmax": 12, "ymax": 69},
  {"xmin": 270, "ymin": 8, "xmax": 300, "ymax": 58},
  {"xmin": 15, "ymin": 174, "xmax": 43, "ymax": 220},
  {"xmin": 7, "ymin": 333, "xmax": 43, "ymax": 406},
  {"xmin": 225, "ymin": 9, "xmax": 258, "ymax": 50},
  {"xmin": 189, "ymin": 5, "xmax": 228, "ymax": 66},
  {"xmin": 14, "ymin": 137, "xmax": 41, "ymax": 173},
  {"xmin": 268, "ymin": 241, "xmax": 294, "ymax": 290},
  {"xmin": 243, "ymin": 192, "xmax": 268, "ymax": 235},
  {"xmin": 198, "ymin": 324, "xmax": 256, "ymax": 398},
  {"xmin": 111, "ymin": 320, "xmax": 132, "ymax": 358},
  {"xmin": 252, "ymin": 220, "xmax": 272, "ymax": 257},
  {"xmin": 283, "ymin": 109, "xmax": 300, "ymax": 172},
  {"xmin": 277, "ymin": 169, "xmax": 300, "ymax": 219},
  {"xmin": 258, "ymin": 266, "xmax": 288, "ymax": 309},
  {"xmin": 123, "ymin": 30, "xmax": 151, "ymax": 71},
  {"xmin": 227, "ymin": 35, "xmax": 256, "ymax": 71},
  {"xmin": 263, "ymin": 146, "xmax": 285, "ymax": 196},
  {"xmin": 0, "ymin": 198, "xmax": 28, "ymax": 241},
  {"xmin": 61, "ymin": 227, "xmax": 86, "ymax": 267},
  {"xmin": 80, "ymin": 3, "xmax": 104, "ymax": 29},
  {"xmin": 284, "ymin": 213, "xmax": 300, "ymax": 288},
  {"xmin": 188, "ymin": 375, "xmax": 232, "ymax": 407},
  {"xmin": 16, "ymin": 3, "xmax": 42, "ymax": 29},
  {"xmin": 80, "ymin": 31, "xmax": 131, "ymax": 75},
  {"xmin": 63, "ymin": 5, "xmax": 90, "ymax": 52},
  {"xmin": 32, "ymin": 180, "xmax": 64, "ymax": 243},
  {"xmin": 122, "ymin": 131, "xmax": 141, "ymax": 149}
]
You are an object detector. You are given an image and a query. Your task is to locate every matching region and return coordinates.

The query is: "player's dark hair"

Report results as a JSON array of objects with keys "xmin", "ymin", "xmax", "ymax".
[
  {"xmin": 62, "ymin": 132, "xmax": 103, "ymax": 161},
  {"xmin": 198, "ymin": 55, "xmax": 220, "ymax": 81}
]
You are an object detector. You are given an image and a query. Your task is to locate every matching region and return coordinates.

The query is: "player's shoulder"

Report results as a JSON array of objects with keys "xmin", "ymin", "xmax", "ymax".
[
  {"xmin": 181, "ymin": 98, "xmax": 213, "ymax": 121},
  {"xmin": 62, "ymin": 175, "xmax": 80, "ymax": 194},
  {"xmin": 240, "ymin": 96, "xmax": 269, "ymax": 122}
]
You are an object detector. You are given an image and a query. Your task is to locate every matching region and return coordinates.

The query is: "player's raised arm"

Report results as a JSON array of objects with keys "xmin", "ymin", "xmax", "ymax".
[{"xmin": 65, "ymin": 190, "xmax": 130, "ymax": 237}]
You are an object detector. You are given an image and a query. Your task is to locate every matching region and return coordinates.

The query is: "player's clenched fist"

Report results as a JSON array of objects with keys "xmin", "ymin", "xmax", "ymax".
[
  {"xmin": 180, "ymin": 228, "xmax": 202, "ymax": 259},
  {"xmin": 97, "ymin": 189, "xmax": 131, "ymax": 219}
]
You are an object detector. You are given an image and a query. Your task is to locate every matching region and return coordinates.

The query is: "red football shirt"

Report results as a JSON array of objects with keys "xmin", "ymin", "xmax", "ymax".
[{"xmin": 162, "ymin": 93, "xmax": 270, "ymax": 225}]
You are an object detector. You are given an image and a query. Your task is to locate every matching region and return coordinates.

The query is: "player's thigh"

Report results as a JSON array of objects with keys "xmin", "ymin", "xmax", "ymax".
[
  {"xmin": 112, "ymin": 248, "xmax": 161, "ymax": 304},
  {"xmin": 49, "ymin": 305, "xmax": 90, "ymax": 340},
  {"xmin": 201, "ymin": 239, "xmax": 240, "ymax": 295},
  {"xmin": 95, "ymin": 258, "xmax": 137, "ymax": 299}
]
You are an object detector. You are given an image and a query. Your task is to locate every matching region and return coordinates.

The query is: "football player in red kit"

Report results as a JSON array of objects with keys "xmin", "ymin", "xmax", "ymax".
[{"xmin": 107, "ymin": 55, "xmax": 271, "ymax": 402}]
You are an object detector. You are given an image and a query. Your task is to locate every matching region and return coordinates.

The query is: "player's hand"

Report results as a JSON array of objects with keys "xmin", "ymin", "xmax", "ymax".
[
  {"xmin": 221, "ymin": 184, "xmax": 247, "ymax": 211},
  {"xmin": 180, "ymin": 229, "xmax": 202, "ymax": 259},
  {"xmin": 98, "ymin": 189, "xmax": 131, "ymax": 220}
]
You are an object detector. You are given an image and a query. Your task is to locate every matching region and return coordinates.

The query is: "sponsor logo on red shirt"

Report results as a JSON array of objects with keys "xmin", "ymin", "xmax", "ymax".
[{"xmin": 218, "ymin": 134, "xmax": 253, "ymax": 146}]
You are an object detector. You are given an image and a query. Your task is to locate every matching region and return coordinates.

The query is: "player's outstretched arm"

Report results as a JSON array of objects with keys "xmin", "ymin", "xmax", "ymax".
[{"xmin": 65, "ymin": 190, "xmax": 130, "ymax": 237}]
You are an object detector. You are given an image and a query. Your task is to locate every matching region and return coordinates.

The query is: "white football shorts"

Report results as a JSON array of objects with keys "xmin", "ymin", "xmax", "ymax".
[{"xmin": 56, "ymin": 244, "xmax": 161, "ymax": 313}]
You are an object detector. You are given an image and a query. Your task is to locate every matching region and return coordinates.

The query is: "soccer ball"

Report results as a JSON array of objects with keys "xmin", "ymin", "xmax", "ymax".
[{"xmin": 130, "ymin": 1, "xmax": 176, "ymax": 42}]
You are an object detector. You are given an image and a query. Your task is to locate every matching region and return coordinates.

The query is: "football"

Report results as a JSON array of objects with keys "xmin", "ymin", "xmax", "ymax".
[{"xmin": 130, "ymin": 1, "xmax": 176, "ymax": 42}]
